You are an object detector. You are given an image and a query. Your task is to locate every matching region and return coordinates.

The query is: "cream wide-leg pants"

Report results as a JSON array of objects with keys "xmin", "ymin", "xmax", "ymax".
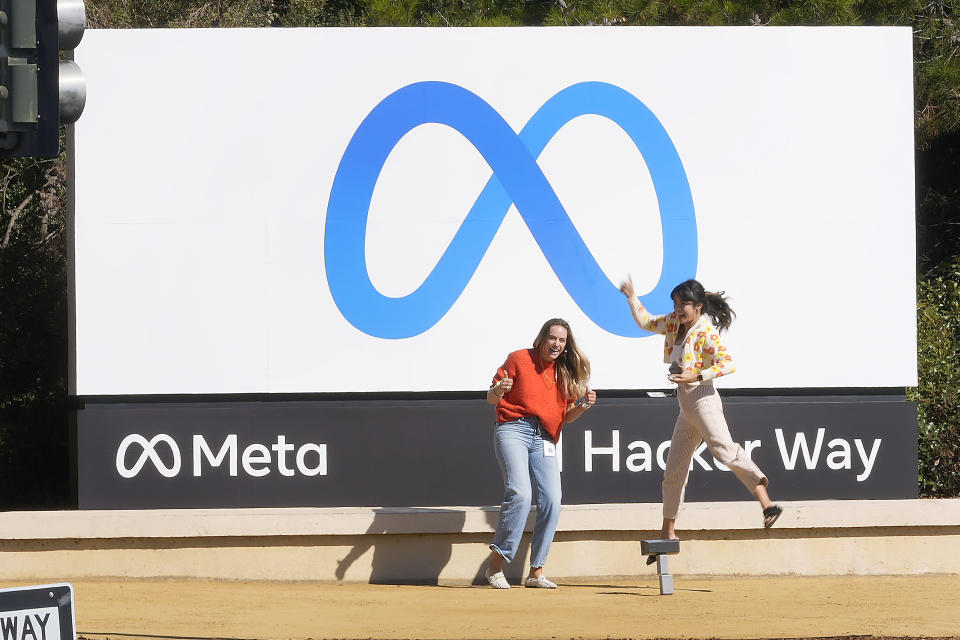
[{"xmin": 662, "ymin": 382, "xmax": 767, "ymax": 519}]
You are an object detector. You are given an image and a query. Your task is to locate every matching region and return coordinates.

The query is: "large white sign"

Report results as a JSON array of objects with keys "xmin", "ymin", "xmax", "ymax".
[{"xmin": 72, "ymin": 27, "xmax": 916, "ymax": 394}]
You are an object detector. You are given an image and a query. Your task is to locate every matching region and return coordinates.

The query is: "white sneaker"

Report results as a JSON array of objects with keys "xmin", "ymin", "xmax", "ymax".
[
  {"xmin": 524, "ymin": 575, "xmax": 557, "ymax": 589},
  {"xmin": 484, "ymin": 569, "xmax": 510, "ymax": 589}
]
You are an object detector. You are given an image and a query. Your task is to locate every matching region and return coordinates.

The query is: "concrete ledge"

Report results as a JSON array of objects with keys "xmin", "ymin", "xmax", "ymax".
[
  {"xmin": 3, "ymin": 499, "xmax": 958, "ymax": 539},
  {"xmin": 1, "ymin": 500, "xmax": 958, "ymax": 581}
]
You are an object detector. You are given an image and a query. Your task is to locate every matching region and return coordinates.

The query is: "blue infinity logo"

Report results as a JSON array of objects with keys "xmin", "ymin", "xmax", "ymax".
[{"xmin": 325, "ymin": 81, "xmax": 697, "ymax": 339}]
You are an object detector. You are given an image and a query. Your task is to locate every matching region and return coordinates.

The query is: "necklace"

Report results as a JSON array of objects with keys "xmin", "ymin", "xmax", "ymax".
[{"xmin": 538, "ymin": 356, "xmax": 557, "ymax": 389}]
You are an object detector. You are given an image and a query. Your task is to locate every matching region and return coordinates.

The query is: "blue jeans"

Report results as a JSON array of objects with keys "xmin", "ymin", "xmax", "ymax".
[{"xmin": 489, "ymin": 416, "xmax": 562, "ymax": 569}]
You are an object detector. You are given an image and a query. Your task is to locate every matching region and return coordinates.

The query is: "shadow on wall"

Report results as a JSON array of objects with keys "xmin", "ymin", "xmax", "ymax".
[
  {"xmin": 333, "ymin": 504, "xmax": 550, "ymax": 585},
  {"xmin": 334, "ymin": 507, "xmax": 471, "ymax": 585},
  {"xmin": 332, "ymin": 506, "xmax": 541, "ymax": 585}
]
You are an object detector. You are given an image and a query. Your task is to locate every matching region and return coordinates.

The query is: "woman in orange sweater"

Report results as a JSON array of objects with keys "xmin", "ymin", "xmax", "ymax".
[{"xmin": 483, "ymin": 318, "xmax": 597, "ymax": 589}]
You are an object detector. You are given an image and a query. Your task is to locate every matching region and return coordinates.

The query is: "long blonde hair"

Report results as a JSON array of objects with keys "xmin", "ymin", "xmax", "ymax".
[{"xmin": 533, "ymin": 318, "xmax": 591, "ymax": 400}]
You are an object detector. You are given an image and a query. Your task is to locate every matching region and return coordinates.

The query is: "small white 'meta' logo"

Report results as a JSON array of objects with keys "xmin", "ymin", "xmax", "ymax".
[
  {"xmin": 114, "ymin": 433, "xmax": 328, "ymax": 478},
  {"xmin": 116, "ymin": 433, "xmax": 182, "ymax": 478}
]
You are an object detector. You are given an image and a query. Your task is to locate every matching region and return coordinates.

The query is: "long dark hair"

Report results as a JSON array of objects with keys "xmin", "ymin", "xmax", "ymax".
[
  {"xmin": 670, "ymin": 279, "xmax": 735, "ymax": 332},
  {"xmin": 532, "ymin": 318, "xmax": 590, "ymax": 400}
]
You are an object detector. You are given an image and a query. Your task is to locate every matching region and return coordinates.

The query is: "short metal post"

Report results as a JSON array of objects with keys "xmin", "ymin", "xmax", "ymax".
[{"xmin": 656, "ymin": 554, "xmax": 674, "ymax": 595}]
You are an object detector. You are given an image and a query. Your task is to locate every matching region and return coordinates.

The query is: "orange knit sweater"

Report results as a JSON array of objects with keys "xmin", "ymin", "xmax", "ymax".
[{"xmin": 492, "ymin": 348, "xmax": 569, "ymax": 442}]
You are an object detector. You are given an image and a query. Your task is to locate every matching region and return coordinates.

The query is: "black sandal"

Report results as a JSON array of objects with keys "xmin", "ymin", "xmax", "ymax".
[{"xmin": 763, "ymin": 504, "xmax": 783, "ymax": 528}]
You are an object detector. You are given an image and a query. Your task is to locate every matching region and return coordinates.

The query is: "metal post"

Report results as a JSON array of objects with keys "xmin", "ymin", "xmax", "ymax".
[{"xmin": 656, "ymin": 553, "xmax": 674, "ymax": 595}]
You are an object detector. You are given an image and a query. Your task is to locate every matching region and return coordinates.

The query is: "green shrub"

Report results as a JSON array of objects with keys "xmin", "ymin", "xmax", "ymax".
[{"xmin": 910, "ymin": 258, "xmax": 960, "ymax": 497}]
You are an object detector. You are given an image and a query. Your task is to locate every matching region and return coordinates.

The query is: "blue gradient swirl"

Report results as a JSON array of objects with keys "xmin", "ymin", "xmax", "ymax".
[{"xmin": 325, "ymin": 81, "xmax": 697, "ymax": 339}]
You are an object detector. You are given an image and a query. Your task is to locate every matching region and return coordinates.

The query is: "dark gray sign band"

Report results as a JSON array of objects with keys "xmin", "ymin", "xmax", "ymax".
[{"xmin": 77, "ymin": 394, "xmax": 917, "ymax": 509}]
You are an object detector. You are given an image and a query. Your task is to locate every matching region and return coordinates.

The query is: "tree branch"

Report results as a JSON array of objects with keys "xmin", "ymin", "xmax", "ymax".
[{"xmin": 2, "ymin": 193, "xmax": 34, "ymax": 248}]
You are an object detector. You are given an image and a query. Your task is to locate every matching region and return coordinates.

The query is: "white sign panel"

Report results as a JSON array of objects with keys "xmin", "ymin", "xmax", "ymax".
[
  {"xmin": 72, "ymin": 27, "xmax": 916, "ymax": 394},
  {"xmin": 0, "ymin": 608, "xmax": 61, "ymax": 640}
]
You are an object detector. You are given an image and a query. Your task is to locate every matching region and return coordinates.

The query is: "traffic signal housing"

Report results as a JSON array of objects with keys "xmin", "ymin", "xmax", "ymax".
[{"xmin": 0, "ymin": 0, "xmax": 85, "ymax": 158}]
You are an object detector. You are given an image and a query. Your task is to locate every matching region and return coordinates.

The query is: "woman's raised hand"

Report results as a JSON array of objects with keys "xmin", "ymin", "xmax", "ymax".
[
  {"xmin": 619, "ymin": 275, "xmax": 636, "ymax": 299},
  {"xmin": 584, "ymin": 388, "xmax": 597, "ymax": 407},
  {"xmin": 496, "ymin": 369, "xmax": 513, "ymax": 396}
]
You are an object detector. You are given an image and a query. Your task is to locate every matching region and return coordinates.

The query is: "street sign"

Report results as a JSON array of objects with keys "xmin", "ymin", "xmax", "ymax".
[{"xmin": 0, "ymin": 584, "xmax": 76, "ymax": 640}]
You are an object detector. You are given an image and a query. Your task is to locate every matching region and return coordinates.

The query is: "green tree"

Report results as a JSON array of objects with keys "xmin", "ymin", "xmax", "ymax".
[{"xmin": 0, "ymin": 156, "xmax": 71, "ymax": 508}]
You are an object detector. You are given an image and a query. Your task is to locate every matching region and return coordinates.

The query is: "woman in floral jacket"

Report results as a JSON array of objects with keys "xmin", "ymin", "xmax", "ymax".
[{"xmin": 619, "ymin": 277, "xmax": 783, "ymax": 563}]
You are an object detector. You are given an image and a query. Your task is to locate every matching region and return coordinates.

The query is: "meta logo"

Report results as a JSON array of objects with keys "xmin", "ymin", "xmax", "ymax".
[
  {"xmin": 115, "ymin": 433, "xmax": 327, "ymax": 479},
  {"xmin": 325, "ymin": 81, "xmax": 698, "ymax": 339}
]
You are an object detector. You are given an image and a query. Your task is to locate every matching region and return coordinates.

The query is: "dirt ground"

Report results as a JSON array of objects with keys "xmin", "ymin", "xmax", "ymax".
[{"xmin": 6, "ymin": 575, "xmax": 958, "ymax": 640}]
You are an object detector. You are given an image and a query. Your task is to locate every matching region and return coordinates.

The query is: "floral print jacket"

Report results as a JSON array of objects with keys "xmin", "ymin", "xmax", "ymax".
[{"xmin": 638, "ymin": 309, "xmax": 736, "ymax": 382}]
